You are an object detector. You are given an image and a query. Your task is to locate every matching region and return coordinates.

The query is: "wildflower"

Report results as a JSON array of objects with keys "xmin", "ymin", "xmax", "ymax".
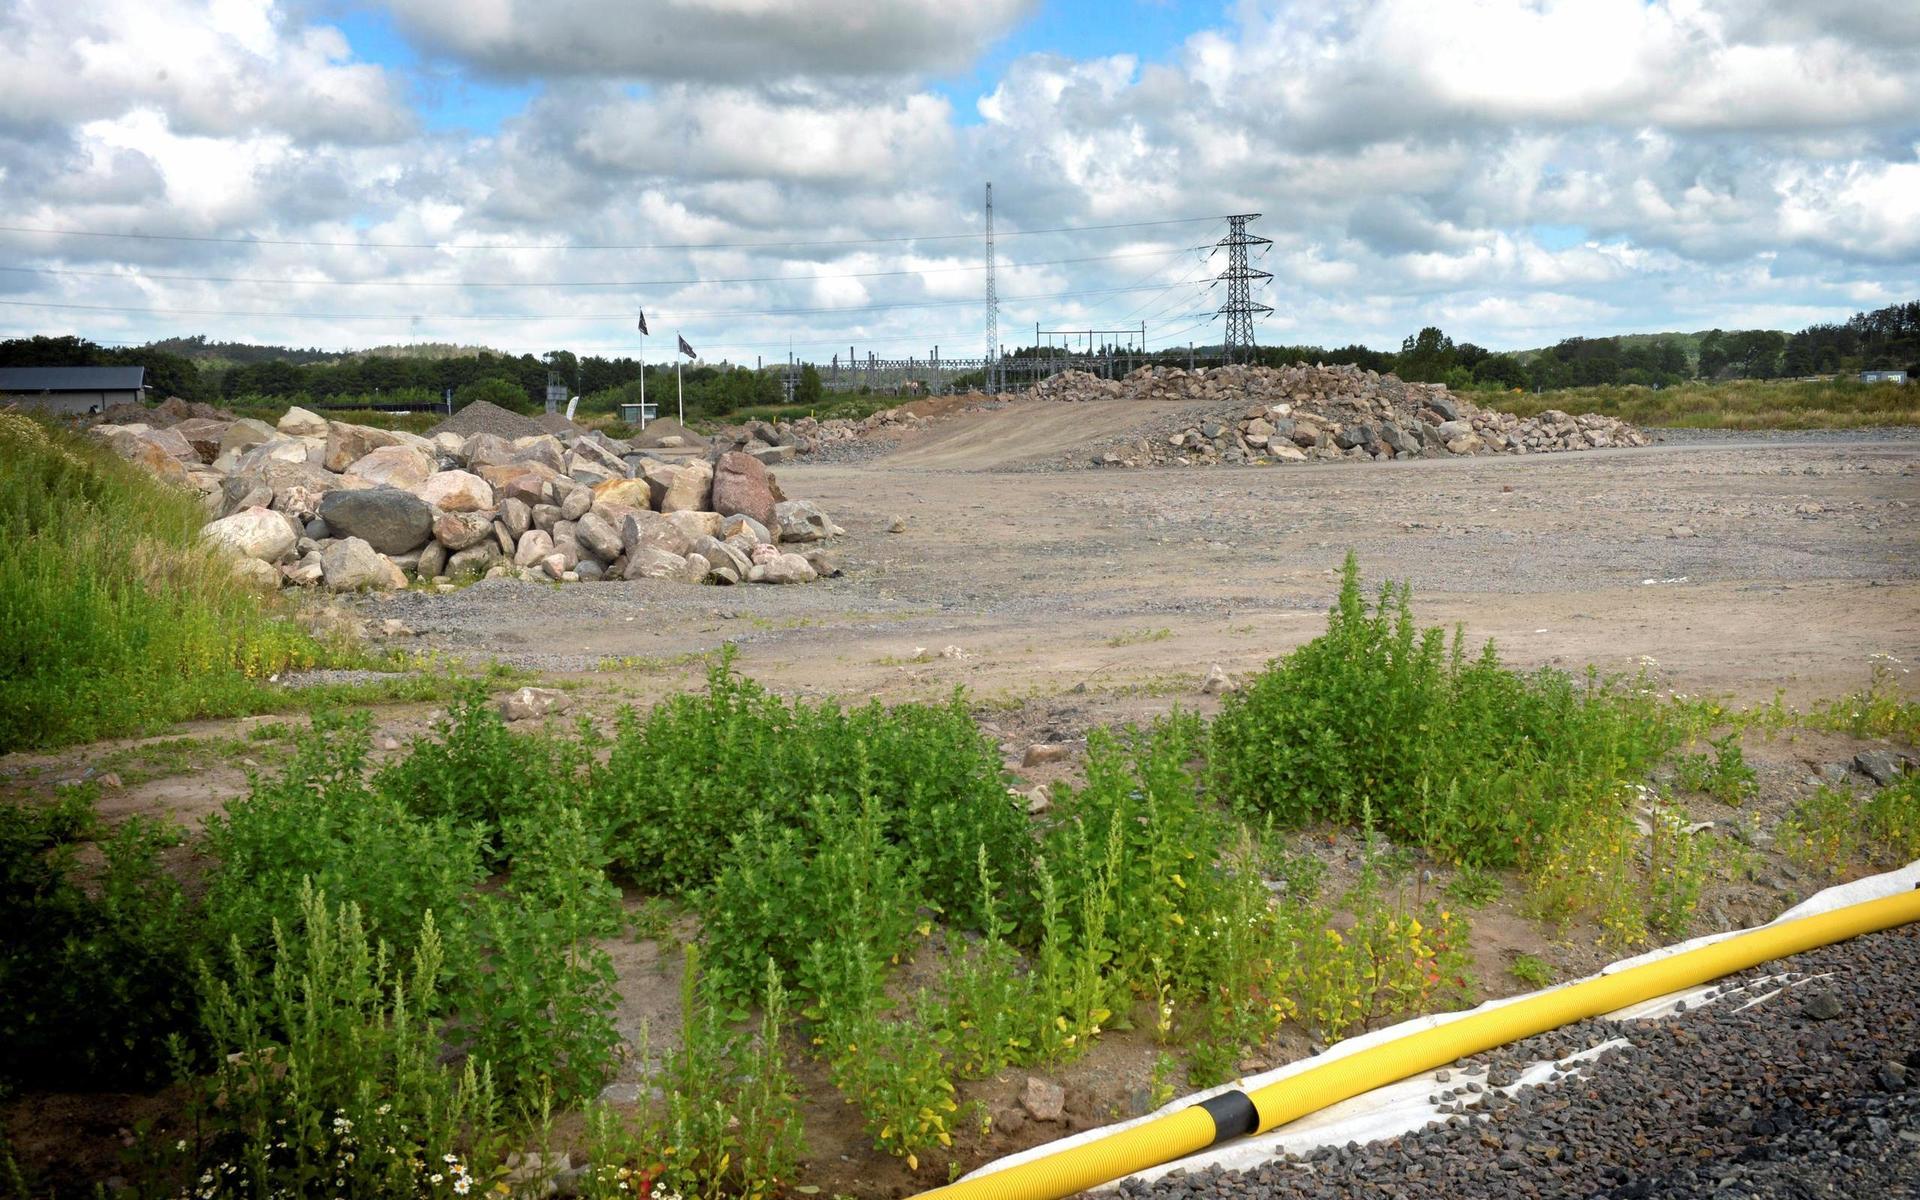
[
  {"xmin": 454, "ymin": 1181, "xmax": 471, "ymax": 1196},
  {"xmin": 432, "ymin": 1173, "xmax": 445, "ymax": 1184},
  {"xmin": 176, "ymin": 1139, "xmax": 189, "ymax": 1152}
]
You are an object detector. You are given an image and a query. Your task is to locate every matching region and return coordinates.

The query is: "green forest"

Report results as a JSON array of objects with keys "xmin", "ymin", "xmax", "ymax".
[{"xmin": 3, "ymin": 300, "xmax": 1912, "ymax": 421}]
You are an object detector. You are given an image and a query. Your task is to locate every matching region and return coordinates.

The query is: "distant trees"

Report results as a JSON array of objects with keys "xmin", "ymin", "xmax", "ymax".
[
  {"xmin": 1783, "ymin": 301, "xmax": 1920, "ymax": 377},
  {"xmin": 0, "ymin": 334, "xmax": 207, "ymax": 400},
  {"xmin": 797, "ymin": 364, "xmax": 823, "ymax": 407}
]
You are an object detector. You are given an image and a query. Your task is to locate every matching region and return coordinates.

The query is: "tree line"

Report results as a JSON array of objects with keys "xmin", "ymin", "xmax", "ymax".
[{"xmin": 4, "ymin": 300, "xmax": 1910, "ymax": 420}]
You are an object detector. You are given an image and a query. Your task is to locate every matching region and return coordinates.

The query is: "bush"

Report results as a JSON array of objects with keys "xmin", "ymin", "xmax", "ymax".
[
  {"xmin": 188, "ymin": 886, "xmax": 503, "ymax": 1198},
  {"xmin": 1208, "ymin": 553, "xmax": 1678, "ymax": 867},
  {"xmin": 202, "ymin": 711, "xmax": 486, "ymax": 959},
  {"xmin": 0, "ymin": 792, "xmax": 200, "ymax": 1088},
  {"xmin": 593, "ymin": 652, "xmax": 1031, "ymax": 929},
  {"xmin": 0, "ymin": 412, "xmax": 324, "ymax": 750}
]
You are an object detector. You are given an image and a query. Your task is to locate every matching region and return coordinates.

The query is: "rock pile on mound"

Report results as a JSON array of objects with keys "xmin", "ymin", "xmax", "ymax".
[
  {"xmin": 1033, "ymin": 364, "xmax": 1650, "ymax": 467},
  {"xmin": 93, "ymin": 404, "xmax": 844, "ymax": 593}
]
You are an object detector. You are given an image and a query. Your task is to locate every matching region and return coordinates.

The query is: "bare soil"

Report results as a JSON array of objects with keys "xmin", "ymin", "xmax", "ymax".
[{"xmin": 4, "ymin": 405, "xmax": 1916, "ymax": 1197}]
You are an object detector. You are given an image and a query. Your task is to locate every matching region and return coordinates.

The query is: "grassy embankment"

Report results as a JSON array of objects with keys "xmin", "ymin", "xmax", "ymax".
[
  {"xmin": 0, "ymin": 412, "xmax": 491, "ymax": 752},
  {"xmin": 1495, "ymin": 376, "xmax": 1919, "ymax": 430}
]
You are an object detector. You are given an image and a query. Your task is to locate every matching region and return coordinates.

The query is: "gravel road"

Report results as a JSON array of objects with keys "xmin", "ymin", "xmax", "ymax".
[
  {"xmin": 355, "ymin": 427, "xmax": 1919, "ymax": 713},
  {"xmin": 1124, "ymin": 922, "xmax": 1920, "ymax": 1200}
]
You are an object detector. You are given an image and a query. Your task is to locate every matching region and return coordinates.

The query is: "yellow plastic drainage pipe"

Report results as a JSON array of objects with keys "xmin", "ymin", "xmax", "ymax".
[{"xmin": 914, "ymin": 883, "xmax": 1920, "ymax": 1200}]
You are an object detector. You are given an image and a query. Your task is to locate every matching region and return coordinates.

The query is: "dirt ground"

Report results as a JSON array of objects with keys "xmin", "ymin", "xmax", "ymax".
[{"xmin": 5, "ymin": 404, "xmax": 1918, "ymax": 1197}]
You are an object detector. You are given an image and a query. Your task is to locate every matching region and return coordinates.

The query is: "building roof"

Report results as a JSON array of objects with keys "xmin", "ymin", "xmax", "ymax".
[{"xmin": 0, "ymin": 365, "xmax": 148, "ymax": 393}]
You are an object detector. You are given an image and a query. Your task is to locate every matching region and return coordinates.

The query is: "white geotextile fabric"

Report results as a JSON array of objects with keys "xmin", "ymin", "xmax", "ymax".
[{"xmin": 960, "ymin": 859, "xmax": 1920, "ymax": 1188}]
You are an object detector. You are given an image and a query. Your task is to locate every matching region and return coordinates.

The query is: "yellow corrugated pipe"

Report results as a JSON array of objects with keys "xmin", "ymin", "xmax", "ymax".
[{"xmin": 914, "ymin": 884, "xmax": 1920, "ymax": 1200}]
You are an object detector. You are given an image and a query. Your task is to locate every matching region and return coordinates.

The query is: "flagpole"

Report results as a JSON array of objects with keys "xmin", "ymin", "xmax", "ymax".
[
  {"xmin": 676, "ymin": 357, "xmax": 684, "ymax": 426},
  {"xmin": 638, "ymin": 333, "xmax": 647, "ymax": 430}
]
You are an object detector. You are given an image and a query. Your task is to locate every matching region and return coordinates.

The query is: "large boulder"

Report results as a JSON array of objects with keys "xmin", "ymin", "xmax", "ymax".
[
  {"xmin": 659, "ymin": 460, "xmax": 713, "ymax": 513},
  {"xmin": 415, "ymin": 469, "xmax": 494, "ymax": 512},
  {"xmin": 710, "ymin": 451, "xmax": 777, "ymax": 528},
  {"xmin": 464, "ymin": 432, "xmax": 518, "ymax": 468},
  {"xmin": 772, "ymin": 499, "xmax": 840, "ymax": 543},
  {"xmin": 201, "ymin": 506, "xmax": 298, "ymax": 563},
  {"xmin": 321, "ymin": 537, "xmax": 406, "ymax": 591},
  {"xmin": 749, "ymin": 552, "xmax": 818, "ymax": 584},
  {"xmin": 637, "ymin": 459, "xmax": 679, "ymax": 508},
  {"xmin": 510, "ymin": 436, "xmax": 566, "ymax": 472},
  {"xmin": 591, "ymin": 478, "xmax": 656, "ymax": 512},
  {"xmin": 278, "ymin": 406, "xmax": 329, "ymax": 437},
  {"xmin": 234, "ymin": 437, "xmax": 316, "ymax": 473},
  {"xmin": 513, "ymin": 529, "xmax": 555, "ymax": 569},
  {"xmin": 345, "ymin": 444, "xmax": 435, "ymax": 490},
  {"xmin": 218, "ymin": 418, "xmax": 278, "ymax": 458},
  {"xmin": 478, "ymin": 461, "xmax": 558, "ymax": 507},
  {"xmin": 433, "ymin": 510, "xmax": 496, "ymax": 551},
  {"xmin": 322, "ymin": 421, "xmax": 403, "ymax": 472},
  {"xmin": 574, "ymin": 511, "xmax": 624, "ymax": 561},
  {"xmin": 318, "ymin": 487, "xmax": 432, "ymax": 555},
  {"xmin": 568, "ymin": 438, "xmax": 628, "ymax": 479},
  {"xmin": 622, "ymin": 546, "xmax": 693, "ymax": 581},
  {"xmin": 621, "ymin": 510, "xmax": 692, "ymax": 557},
  {"xmin": 664, "ymin": 510, "xmax": 723, "ymax": 542},
  {"xmin": 172, "ymin": 417, "xmax": 233, "ymax": 462}
]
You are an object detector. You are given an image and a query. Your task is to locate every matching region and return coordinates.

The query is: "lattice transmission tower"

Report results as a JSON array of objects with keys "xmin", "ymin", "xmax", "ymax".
[
  {"xmin": 1216, "ymin": 213, "xmax": 1272, "ymax": 364},
  {"xmin": 984, "ymin": 182, "xmax": 999, "ymax": 394}
]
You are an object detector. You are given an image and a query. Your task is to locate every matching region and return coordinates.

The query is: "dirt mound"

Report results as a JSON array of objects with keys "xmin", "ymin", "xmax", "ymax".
[
  {"xmin": 629, "ymin": 416, "xmax": 705, "ymax": 449},
  {"xmin": 93, "ymin": 395, "xmax": 233, "ymax": 427},
  {"xmin": 427, "ymin": 399, "xmax": 546, "ymax": 441},
  {"xmin": 1035, "ymin": 364, "xmax": 1649, "ymax": 467},
  {"xmin": 535, "ymin": 411, "xmax": 584, "ymax": 436}
]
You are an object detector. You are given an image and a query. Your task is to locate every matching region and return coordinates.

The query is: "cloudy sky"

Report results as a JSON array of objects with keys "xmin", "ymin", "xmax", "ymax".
[{"xmin": 2, "ymin": 0, "xmax": 1917, "ymax": 362}]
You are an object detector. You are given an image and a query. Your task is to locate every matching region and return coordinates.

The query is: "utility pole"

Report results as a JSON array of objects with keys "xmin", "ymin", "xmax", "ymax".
[
  {"xmin": 984, "ymin": 182, "xmax": 999, "ymax": 394},
  {"xmin": 1217, "ymin": 213, "xmax": 1273, "ymax": 365}
]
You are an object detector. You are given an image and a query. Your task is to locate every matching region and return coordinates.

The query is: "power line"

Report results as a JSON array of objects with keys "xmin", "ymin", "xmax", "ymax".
[
  {"xmin": 0, "ymin": 244, "xmax": 1208, "ymax": 290},
  {"xmin": 0, "ymin": 278, "xmax": 1205, "ymax": 323},
  {"xmin": 0, "ymin": 214, "xmax": 1225, "ymax": 253}
]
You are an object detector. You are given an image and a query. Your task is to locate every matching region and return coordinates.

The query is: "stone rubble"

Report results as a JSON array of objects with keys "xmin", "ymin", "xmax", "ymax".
[
  {"xmin": 1028, "ymin": 363, "xmax": 1650, "ymax": 468},
  {"xmin": 88, "ymin": 406, "xmax": 845, "ymax": 594}
]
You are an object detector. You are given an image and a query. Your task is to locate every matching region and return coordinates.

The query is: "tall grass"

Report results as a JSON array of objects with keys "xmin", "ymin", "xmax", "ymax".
[
  {"xmin": 1495, "ymin": 377, "xmax": 1918, "ymax": 429},
  {"xmin": 0, "ymin": 411, "xmax": 324, "ymax": 750}
]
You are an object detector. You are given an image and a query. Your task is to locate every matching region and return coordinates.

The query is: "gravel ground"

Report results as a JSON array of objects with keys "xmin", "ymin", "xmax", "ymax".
[
  {"xmin": 1646, "ymin": 426, "xmax": 1920, "ymax": 446},
  {"xmin": 1124, "ymin": 922, "xmax": 1920, "ymax": 1200}
]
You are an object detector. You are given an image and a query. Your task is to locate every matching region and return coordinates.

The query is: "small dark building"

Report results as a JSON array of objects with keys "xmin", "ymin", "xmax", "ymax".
[{"xmin": 0, "ymin": 365, "xmax": 148, "ymax": 416}]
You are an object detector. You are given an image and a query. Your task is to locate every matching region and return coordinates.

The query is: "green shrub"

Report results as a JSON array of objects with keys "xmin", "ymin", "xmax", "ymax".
[
  {"xmin": 377, "ymin": 685, "xmax": 597, "ymax": 867},
  {"xmin": 0, "ymin": 793, "xmax": 199, "ymax": 1088},
  {"xmin": 594, "ymin": 652, "xmax": 1031, "ymax": 930},
  {"xmin": 188, "ymin": 886, "xmax": 503, "ymax": 1198},
  {"xmin": 1673, "ymin": 731, "xmax": 1757, "ymax": 804},
  {"xmin": 0, "ymin": 411, "xmax": 325, "ymax": 750},
  {"xmin": 1864, "ymin": 773, "xmax": 1920, "ymax": 864},
  {"xmin": 203, "ymin": 711, "xmax": 486, "ymax": 958},
  {"xmin": 1209, "ymin": 553, "xmax": 1679, "ymax": 867},
  {"xmin": 455, "ymin": 895, "xmax": 621, "ymax": 1106},
  {"xmin": 588, "ymin": 948, "xmax": 805, "ymax": 1200},
  {"xmin": 704, "ymin": 794, "xmax": 925, "ymax": 1007},
  {"xmin": 1777, "ymin": 785, "xmax": 1861, "ymax": 877}
]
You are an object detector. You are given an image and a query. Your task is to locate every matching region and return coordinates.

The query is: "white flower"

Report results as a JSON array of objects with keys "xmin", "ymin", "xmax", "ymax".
[
  {"xmin": 453, "ymin": 1180, "xmax": 471, "ymax": 1196},
  {"xmin": 431, "ymin": 1174, "xmax": 444, "ymax": 1185}
]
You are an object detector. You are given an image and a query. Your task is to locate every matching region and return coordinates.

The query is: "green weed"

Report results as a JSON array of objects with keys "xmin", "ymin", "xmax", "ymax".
[
  {"xmin": 1509, "ymin": 954, "xmax": 1555, "ymax": 989},
  {"xmin": 0, "ymin": 411, "xmax": 333, "ymax": 750},
  {"xmin": 1776, "ymin": 786, "xmax": 1862, "ymax": 878}
]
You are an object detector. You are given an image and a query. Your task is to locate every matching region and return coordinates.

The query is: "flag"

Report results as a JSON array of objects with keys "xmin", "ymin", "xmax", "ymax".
[
  {"xmin": 677, "ymin": 334, "xmax": 696, "ymax": 359},
  {"xmin": 636, "ymin": 308, "xmax": 649, "ymax": 335}
]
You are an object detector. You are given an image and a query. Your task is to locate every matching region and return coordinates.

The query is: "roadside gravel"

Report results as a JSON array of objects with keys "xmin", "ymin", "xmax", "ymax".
[{"xmin": 1124, "ymin": 923, "xmax": 1920, "ymax": 1200}]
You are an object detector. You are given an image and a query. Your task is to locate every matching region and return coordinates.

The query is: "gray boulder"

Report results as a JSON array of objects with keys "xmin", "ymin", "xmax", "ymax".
[
  {"xmin": 317, "ymin": 487, "xmax": 432, "ymax": 555},
  {"xmin": 772, "ymin": 499, "xmax": 840, "ymax": 543},
  {"xmin": 1855, "ymin": 749, "xmax": 1909, "ymax": 787},
  {"xmin": 321, "ymin": 537, "xmax": 405, "ymax": 591}
]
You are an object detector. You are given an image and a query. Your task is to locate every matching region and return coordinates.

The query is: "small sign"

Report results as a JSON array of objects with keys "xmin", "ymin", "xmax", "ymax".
[{"xmin": 565, "ymin": 397, "xmax": 578, "ymax": 420}]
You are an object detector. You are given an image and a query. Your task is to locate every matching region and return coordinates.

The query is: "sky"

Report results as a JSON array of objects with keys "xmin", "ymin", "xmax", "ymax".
[{"xmin": 1, "ymin": 0, "xmax": 1917, "ymax": 362}]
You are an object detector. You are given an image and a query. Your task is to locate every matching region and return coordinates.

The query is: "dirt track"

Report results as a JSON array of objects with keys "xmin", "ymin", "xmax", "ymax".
[{"xmin": 363, "ymin": 409, "xmax": 1920, "ymax": 719}]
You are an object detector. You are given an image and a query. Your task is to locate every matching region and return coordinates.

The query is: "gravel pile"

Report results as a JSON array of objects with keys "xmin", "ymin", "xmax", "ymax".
[
  {"xmin": 1125, "ymin": 923, "xmax": 1920, "ymax": 1200},
  {"xmin": 427, "ymin": 399, "xmax": 548, "ymax": 440}
]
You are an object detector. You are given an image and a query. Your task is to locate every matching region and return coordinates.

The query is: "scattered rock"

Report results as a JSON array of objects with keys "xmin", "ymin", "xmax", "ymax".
[
  {"xmin": 1023, "ymin": 744, "xmax": 1070, "ymax": 767},
  {"xmin": 1855, "ymin": 749, "xmax": 1908, "ymax": 787},
  {"xmin": 499, "ymin": 686, "xmax": 572, "ymax": 722},
  {"xmin": 1201, "ymin": 664, "xmax": 1236, "ymax": 695},
  {"xmin": 1020, "ymin": 1076, "xmax": 1066, "ymax": 1122}
]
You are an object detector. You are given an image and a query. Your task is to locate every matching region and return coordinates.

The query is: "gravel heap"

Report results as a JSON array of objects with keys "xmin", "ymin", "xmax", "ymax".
[
  {"xmin": 427, "ymin": 399, "xmax": 548, "ymax": 440},
  {"xmin": 1032, "ymin": 363, "xmax": 1650, "ymax": 468},
  {"xmin": 1125, "ymin": 922, "xmax": 1920, "ymax": 1200}
]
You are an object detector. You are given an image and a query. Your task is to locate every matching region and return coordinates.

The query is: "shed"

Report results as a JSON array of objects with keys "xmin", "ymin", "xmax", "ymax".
[
  {"xmin": 1859, "ymin": 369, "xmax": 1908, "ymax": 384},
  {"xmin": 0, "ymin": 366, "xmax": 148, "ymax": 416}
]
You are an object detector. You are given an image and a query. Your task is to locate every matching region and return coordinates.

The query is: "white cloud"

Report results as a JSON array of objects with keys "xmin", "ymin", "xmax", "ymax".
[{"xmin": 383, "ymin": 0, "xmax": 1035, "ymax": 80}]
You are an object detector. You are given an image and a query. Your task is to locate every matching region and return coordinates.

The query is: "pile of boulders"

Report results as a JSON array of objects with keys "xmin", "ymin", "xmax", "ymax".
[
  {"xmin": 1032, "ymin": 364, "xmax": 1650, "ymax": 467},
  {"xmin": 92, "ymin": 405, "xmax": 844, "ymax": 593}
]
